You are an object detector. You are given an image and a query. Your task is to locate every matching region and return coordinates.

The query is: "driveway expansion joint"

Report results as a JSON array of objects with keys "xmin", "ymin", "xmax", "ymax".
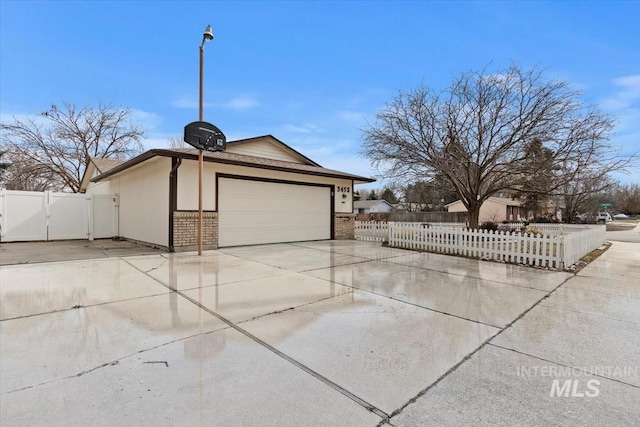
[
  {"xmin": 537, "ymin": 303, "xmax": 640, "ymax": 325},
  {"xmin": 236, "ymin": 292, "xmax": 349, "ymax": 325},
  {"xmin": 122, "ymin": 258, "xmax": 389, "ymax": 419},
  {"xmin": 382, "ymin": 264, "xmax": 577, "ymax": 424},
  {"xmin": 305, "ymin": 273, "xmax": 503, "ymax": 329},
  {"xmin": 1, "ymin": 325, "xmax": 233, "ymax": 395},
  {"xmin": 0, "ymin": 292, "xmax": 172, "ymax": 322},
  {"xmin": 375, "ymin": 330, "xmax": 499, "ymax": 427}
]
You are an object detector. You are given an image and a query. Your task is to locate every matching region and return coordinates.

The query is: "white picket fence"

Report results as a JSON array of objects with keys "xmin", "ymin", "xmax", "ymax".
[
  {"xmin": 354, "ymin": 221, "xmax": 470, "ymax": 242},
  {"xmin": 354, "ymin": 221, "xmax": 388, "ymax": 241},
  {"xmin": 562, "ymin": 226, "xmax": 607, "ymax": 267},
  {"xmin": 355, "ymin": 220, "xmax": 606, "ymax": 270},
  {"xmin": 499, "ymin": 222, "xmax": 592, "ymax": 234},
  {"xmin": 389, "ymin": 223, "xmax": 563, "ymax": 268}
]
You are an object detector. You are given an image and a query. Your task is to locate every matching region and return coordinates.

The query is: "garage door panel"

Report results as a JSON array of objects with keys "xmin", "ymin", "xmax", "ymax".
[{"xmin": 218, "ymin": 178, "xmax": 331, "ymax": 247}]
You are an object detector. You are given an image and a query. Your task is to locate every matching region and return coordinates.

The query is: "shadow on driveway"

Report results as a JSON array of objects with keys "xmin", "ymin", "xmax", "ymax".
[{"xmin": 0, "ymin": 239, "xmax": 166, "ymax": 265}]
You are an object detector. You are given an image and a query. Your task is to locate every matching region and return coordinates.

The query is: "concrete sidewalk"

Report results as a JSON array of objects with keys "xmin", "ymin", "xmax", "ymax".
[{"xmin": 607, "ymin": 222, "xmax": 640, "ymax": 243}]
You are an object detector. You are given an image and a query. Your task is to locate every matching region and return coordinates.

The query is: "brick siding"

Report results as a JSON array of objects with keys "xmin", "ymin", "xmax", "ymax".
[
  {"xmin": 172, "ymin": 211, "xmax": 354, "ymax": 248},
  {"xmin": 334, "ymin": 213, "xmax": 355, "ymax": 240},
  {"xmin": 173, "ymin": 211, "xmax": 218, "ymax": 250}
]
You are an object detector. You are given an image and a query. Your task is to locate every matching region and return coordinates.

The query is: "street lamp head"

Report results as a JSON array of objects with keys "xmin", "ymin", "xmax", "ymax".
[{"xmin": 203, "ymin": 25, "xmax": 214, "ymax": 42}]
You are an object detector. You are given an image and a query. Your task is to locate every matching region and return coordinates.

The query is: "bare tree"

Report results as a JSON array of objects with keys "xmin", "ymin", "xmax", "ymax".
[
  {"xmin": 362, "ymin": 63, "xmax": 630, "ymax": 228},
  {"xmin": 167, "ymin": 136, "xmax": 189, "ymax": 149},
  {"xmin": 0, "ymin": 149, "xmax": 10, "ymax": 185},
  {"xmin": 357, "ymin": 189, "xmax": 371, "ymax": 201},
  {"xmin": 1, "ymin": 149, "xmax": 65, "ymax": 191},
  {"xmin": 561, "ymin": 169, "xmax": 616, "ymax": 222},
  {"xmin": 613, "ymin": 183, "xmax": 640, "ymax": 215},
  {"xmin": 0, "ymin": 101, "xmax": 145, "ymax": 192}
]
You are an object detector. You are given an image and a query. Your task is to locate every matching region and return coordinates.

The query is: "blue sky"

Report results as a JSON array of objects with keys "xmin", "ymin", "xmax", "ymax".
[{"xmin": 1, "ymin": 0, "xmax": 639, "ymax": 189}]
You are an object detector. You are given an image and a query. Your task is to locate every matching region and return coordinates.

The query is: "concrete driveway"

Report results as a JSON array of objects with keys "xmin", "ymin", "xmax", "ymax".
[
  {"xmin": 1, "ymin": 240, "xmax": 638, "ymax": 426},
  {"xmin": 0, "ymin": 239, "xmax": 166, "ymax": 266}
]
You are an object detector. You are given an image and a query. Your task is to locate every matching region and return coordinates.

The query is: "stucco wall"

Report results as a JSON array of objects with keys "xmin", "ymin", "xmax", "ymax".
[
  {"xmin": 447, "ymin": 200, "xmax": 511, "ymax": 223},
  {"xmin": 85, "ymin": 179, "xmax": 113, "ymax": 195},
  {"xmin": 479, "ymin": 200, "xmax": 508, "ymax": 223},
  {"xmin": 117, "ymin": 157, "xmax": 170, "ymax": 247},
  {"xmin": 176, "ymin": 160, "xmax": 354, "ymax": 214},
  {"xmin": 446, "ymin": 201, "xmax": 467, "ymax": 213}
]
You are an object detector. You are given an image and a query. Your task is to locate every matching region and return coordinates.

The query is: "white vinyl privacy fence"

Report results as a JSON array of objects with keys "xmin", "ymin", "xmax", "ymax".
[
  {"xmin": 0, "ymin": 189, "xmax": 117, "ymax": 242},
  {"xmin": 355, "ymin": 221, "xmax": 606, "ymax": 270}
]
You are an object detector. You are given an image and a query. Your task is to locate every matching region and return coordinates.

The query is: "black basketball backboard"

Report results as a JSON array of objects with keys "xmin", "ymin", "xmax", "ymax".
[{"xmin": 183, "ymin": 121, "xmax": 226, "ymax": 152}]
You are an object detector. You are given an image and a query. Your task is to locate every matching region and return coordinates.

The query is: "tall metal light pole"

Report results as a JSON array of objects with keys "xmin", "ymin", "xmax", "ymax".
[{"xmin": 198, "ymin": 24, "xmax": 214, "ymax": 256}]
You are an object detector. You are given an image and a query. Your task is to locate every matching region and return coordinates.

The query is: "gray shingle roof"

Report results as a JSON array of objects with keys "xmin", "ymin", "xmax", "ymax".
[
  {"xmin": 91, "ymin": 157, "xmax": 126, "ymax": 173},
  {"xmin": 92, "ymin": 148, "xmax": 376, "ymax": 184},
  {"xmin": 353, "ymin": 200, "xmax": 392, "ymax": 209}
]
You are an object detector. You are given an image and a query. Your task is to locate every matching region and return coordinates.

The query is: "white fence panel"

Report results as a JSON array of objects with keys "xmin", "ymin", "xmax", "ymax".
[
  {"xmin": 562, "ymin": 225, "xmax": 606, "ymax": 267},
  {"xmin": 354, "ymin": 220, "xmax": 388, "ymax": 241},
  {"xmin": 49, "ymin": 192, "xmax": 91, "ymax": 240},
  {"xmin": 499, "ymin": 222, "xmax": 592, "ymax": 234},
  {"xmin": 388, "ymin": 222, "xmax": 563, "ymax": 269},
  {"xmin": 531, "ymin": 223, "xmax": 591, "ymax": 235},
  {"xmin": 354, "ymin": 220, "xmax": 607, "ymax": 270},
  {"xmin": 424, "ymin": 222, "xmax": 468, "ymax": 229},
  {"xmin": 93, "ymin": 194, "xmax": 117, "ymax": 239},
  {"xmin": 0, "ymin": 189, "xmax": 48, "ymax": 242},
  {"xmin": 0, "ymin": 189, "xmax": 116, "ymax": 242}
]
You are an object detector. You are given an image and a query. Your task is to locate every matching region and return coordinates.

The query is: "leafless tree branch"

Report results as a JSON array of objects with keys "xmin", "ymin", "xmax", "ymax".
[
  {"xmin": 361, "ymin": 63, "xmax": 632, "ymax": 228},
  {"xmin": 0, "ymin": 100, "xmax": 145, "ymax": 192}
]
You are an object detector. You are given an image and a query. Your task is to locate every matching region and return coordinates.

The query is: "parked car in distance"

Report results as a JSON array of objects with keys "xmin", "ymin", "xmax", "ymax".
[
  {"xmin": 574, "ymin": 213, "xmax": 588, "ymax": 223},
  {"xmin": 613, "ymin": 213, "xmax": 630, "ymax": 220},
  {"xmin": 597, "ymin": 212, "xmax": 612, "ymax": 223}
]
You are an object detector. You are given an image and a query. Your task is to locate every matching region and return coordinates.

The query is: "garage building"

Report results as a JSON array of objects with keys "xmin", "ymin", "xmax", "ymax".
[{"xmin": 81, "ymin": 135, "xmax": 374, "ymax": 250}]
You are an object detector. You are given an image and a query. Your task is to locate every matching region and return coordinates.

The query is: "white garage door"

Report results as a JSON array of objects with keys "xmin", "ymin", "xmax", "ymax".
[{"xmin": 218, "ymin": 178, "xmax": 331, "ymax": 247}]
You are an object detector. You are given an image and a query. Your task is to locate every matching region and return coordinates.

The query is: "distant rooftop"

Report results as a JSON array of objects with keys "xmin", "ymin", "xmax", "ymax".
[
  {"xmin": 354, "ymin": 200, "xmax": 392, "ymax": 209},
  {"xmin": 91, "ymin": 157, "xmax": 126, "ymax": 174}
]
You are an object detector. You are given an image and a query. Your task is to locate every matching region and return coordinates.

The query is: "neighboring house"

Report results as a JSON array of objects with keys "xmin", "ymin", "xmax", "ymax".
[
  {"xmin": 392, "ymin": 203, "xmax": 431, "ymax": 212},
  {"xmin": 537, "ymin": 198, "xmax": 564, "ymax": 221},
  {"xmin": 82, "ymin": 135, "xmax": 375, "ymax": 250},
  {"xmin": 353, "ymin": 199, "xmax": 394, "ymax": 214},
  {"xmin": 446, "ymin": 197, "xmax": 525, "ymax": 223}
]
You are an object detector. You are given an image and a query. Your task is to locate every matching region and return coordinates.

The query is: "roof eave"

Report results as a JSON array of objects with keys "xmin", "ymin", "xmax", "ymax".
[
  {"xmin": 79, "ymin": 161, "xmax": 97, "ymax": 193},
  {"xmin": 91, "ymin": 149, "xmax": 376, "ymax": 184}
]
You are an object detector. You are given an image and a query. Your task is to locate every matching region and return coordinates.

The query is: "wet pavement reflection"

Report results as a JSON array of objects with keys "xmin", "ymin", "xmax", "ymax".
[{"xmin": 2, "ymin": 240, "xmax": 626, "ymax": 426}]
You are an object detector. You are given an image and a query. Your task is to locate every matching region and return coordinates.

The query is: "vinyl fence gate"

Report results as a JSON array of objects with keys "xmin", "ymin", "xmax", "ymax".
[{"xmin": 0, "ymin": 189, "xmax": 117, "ymax": 242}]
